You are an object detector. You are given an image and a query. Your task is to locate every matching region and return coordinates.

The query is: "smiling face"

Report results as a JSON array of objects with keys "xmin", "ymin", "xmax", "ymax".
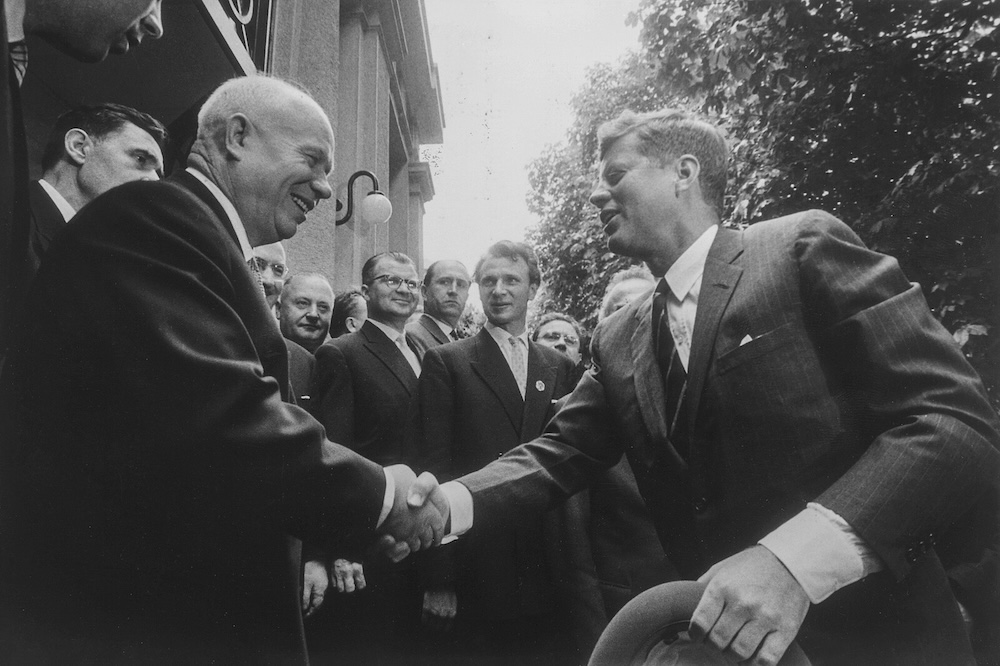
[
  {"xmin": 363, "ymin": 258, "xmax": 420, "ymax": 329},
  {"xmin": 478, "ymin": 255, "xmax": 537, "ymax": 336},
  {"xmin": 75, "ymin": 121, "xmax": 163, "ymax": 203},
  {"xmin": 278, "ymin": 275, "xmax": 334, "ymax": 352},
  {"xmin": 232, "ymin": 95, "xmax": 334, "ymax": 247},
  {"xmin": 422, "ymin": 260, "xmax": 471, "ymax": 328},
  {"xmin": 27, "ymin": 0, "xmax": 164, "ymax": 63}
]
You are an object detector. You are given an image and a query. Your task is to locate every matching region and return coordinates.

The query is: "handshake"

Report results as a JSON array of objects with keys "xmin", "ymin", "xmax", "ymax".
[{"xmin": 377, "ymin": 465, "xmax": 451, "ymax": 562}]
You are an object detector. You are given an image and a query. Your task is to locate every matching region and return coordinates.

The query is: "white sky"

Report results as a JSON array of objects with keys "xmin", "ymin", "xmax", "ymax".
[{"xmin": 420, "ymin": 0, "xmax": 642, "ymax": 272}]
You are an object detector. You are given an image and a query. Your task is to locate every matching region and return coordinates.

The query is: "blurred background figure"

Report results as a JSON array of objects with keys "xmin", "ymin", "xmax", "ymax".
[
  {"xmin": 532, "ymin": 311, "xmax": 587, "ymax": 385},
  {"xmin": 600, "ymin": 265, "xmax": 655, "ymax": 320},
  {"xmin": 252, "ymin": 241, "xmax": 288, "ymax": 315},
  {"xmin": 329, "ymin": 288, "xmax": 367, "ymax": 339}
]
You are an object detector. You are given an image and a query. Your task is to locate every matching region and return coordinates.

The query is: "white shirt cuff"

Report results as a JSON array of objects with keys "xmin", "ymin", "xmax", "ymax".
[
  {"xmin": 440, "ymin": 481, "xmax": 473, "ymax": 544},
  {"xmin": 758, "ymin": 502, "xmax": 883, "ymax": 604},
  {"xmin": 376, "ymin": 467, "xmax": 394, "ymax": 528}
]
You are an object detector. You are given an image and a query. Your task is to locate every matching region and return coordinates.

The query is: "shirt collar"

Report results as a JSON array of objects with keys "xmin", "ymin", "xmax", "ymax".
[
  {"xmin": 6, "ymin": 0, "xmax": 25, "ymax": 42},
  {"xmin": 664, "ymin": 224, "xmax": 718, "ymax": 300},
  {"xmin": 186, "ymin": 167, "xmax": 254, "ymax": 263},
  {"xmin": 425, "ymin": 314, "xmax": 454, "ymax": 339},
  {"xmin": 484, "ymin": 321, "xmax": 527, "ymax": 347},
  {"xmin": 368, "ymin": 318, "xmax": 406, "ymax": 344},
  {"xmin": 37, "ymin": 179, "xmax": 76, "ymax": 222}
]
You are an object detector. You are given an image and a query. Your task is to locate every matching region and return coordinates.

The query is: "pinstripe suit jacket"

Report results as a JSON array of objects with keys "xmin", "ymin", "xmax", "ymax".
[{"xmin": 459, "ymin": 211, "xmax": 1000, "ymax": 663}]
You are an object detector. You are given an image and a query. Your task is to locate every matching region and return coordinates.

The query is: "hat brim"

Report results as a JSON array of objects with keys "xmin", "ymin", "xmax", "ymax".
[{"xmin": 588, "ymin": 581, "xmax": 810, "ymax": 666}]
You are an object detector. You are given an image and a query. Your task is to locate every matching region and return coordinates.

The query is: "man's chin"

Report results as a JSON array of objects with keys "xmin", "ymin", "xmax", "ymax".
[{"xmin": 44, "ymin": 34, "xmax": 110, "ymax": 63}]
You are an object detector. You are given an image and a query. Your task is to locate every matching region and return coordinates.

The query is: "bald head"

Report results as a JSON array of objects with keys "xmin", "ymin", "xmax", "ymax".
[{"xmin": 188, "ymin": 75, "xmax": 335, "ymax": 247}]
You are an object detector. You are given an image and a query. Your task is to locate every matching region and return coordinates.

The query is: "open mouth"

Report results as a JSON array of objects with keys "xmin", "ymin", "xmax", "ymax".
[{"xmin": 291, "ymin": 194, "xmax": 313, "ymax": 214}]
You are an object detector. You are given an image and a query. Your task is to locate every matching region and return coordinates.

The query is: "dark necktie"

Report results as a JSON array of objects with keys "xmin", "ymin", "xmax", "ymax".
[
  {"xmin": 651, "ymin": 279, "xmax": 689, "ymax": 456},
  {"xmin": 8, "ymin": 41, "xmax": 26, "ymax": 86}
]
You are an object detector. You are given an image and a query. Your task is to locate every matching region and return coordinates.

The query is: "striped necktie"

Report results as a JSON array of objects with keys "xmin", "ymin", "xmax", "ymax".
[{"xmin": 652, "ymin": 279, "xmax": 689, "ymax": 455}]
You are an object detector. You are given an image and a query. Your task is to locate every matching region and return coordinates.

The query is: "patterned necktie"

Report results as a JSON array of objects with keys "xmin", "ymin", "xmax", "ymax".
[
  {"xmin": 449, "ymin": 329, "xmax": 460, "ymax": 341},
  {"xmin": 509, "ymin": 336, "xmax": 527, "ymax": 399},
  {"xmin": 9, "ymin": 41, "xmax": 27, "ymax": 85},
  {"xmin": 651, "ymin": 279, "xmax": 689, "ymax": 455}
]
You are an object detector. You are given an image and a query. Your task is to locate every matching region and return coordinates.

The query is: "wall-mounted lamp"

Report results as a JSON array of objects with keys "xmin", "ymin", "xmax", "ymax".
[{"xmin": 335, "ymin": 170, "xmax": 393, "ymax": 226}]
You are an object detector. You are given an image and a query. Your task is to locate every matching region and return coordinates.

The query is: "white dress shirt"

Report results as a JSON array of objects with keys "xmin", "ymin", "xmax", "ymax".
[
  {"xmin": 37, "ymin": 179, "xmax": 76, "ymax": 223},
  {"xmin": 186, "ymin": 166, "xmax": 397, "ymax": 527}
]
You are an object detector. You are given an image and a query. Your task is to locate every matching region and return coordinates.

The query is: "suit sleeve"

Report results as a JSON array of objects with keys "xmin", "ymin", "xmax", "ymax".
[
  {"xmin": 311, "ymin": 343, "xmax": 357, "ymax": 447},
  {"xmin": 796, "ymin": 213, "xmax": 1000, "ymax": 578},
  {"xmin": 36, "ymin": 183, "xmax": 387, "ymax": 551}
]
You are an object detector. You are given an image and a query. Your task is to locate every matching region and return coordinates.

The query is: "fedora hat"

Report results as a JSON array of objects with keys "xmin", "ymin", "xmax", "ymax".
[{"xmin": 589, "ymin": 581, "xmax": 810, "ymax": 666}]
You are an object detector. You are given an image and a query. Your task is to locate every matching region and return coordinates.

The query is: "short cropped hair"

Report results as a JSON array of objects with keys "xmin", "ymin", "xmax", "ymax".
[
  {"xmin": 361, "ymin": 252, "xmax": 417, "ymax": 285},
  {"xmin": 473, "ymin": 241, "xmax": 541, "ymax": 287},
  {"xmin": 531, "ymin": 312, "xmax": 583, "ymax": 342},
  {"xmin": 196, "ymin": 75, "xmax": 316, "ymax": 150},
  {"xmin": 423, "ymin": 259, "xmax": 468, "ymax": 287},
  {"xmin": 41, "ymin": 103, "xmax": 167, "ymax": 171},
  {"xmin": 330, "ymin": 288, "xmax": 365, "ymax": 338},
  {"xmin": 597, "ymin": 108, "xmax": 729, "ymax": 215}
]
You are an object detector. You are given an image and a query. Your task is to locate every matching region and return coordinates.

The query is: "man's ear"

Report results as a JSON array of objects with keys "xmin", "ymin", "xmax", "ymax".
[
  {"xmin": 63, "ymin": 129, "xmax": 91, "ymax": 166},
  {"xmin": 224, "ymin": 114, "xmax": 252, "ymax": 159},
  {"xmin": 675, "ymin": 155, "xmax": 700, "ymax": 195},
  {"xmin": 346, "ymin": 316, "xmax": 360, "ymax": 333},
  {"xmin": 361, "ymin": 284, "xmax": 372, "ymax": 302}
]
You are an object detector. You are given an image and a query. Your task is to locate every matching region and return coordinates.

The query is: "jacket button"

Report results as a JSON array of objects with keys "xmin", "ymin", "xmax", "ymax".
[{"xmin": 693, "ymin": 497, "xmax": 708, "ymax": 512}]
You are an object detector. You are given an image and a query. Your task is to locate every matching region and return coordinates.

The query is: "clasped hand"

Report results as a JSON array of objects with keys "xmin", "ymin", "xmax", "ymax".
[{"xmin": 378, "ymin": 465, "xmax": 450, "ymax": 562}]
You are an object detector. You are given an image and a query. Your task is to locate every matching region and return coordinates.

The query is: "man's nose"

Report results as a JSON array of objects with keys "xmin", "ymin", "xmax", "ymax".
[
  {"xmin": 141, "ymin": 3, "xmax": 164, "ymax": 40},
  {"xmin": 589, "ymin": 184, "xmax": 609, "ymax": 208},
  {"xmin": 313, "ymin": 176, "xmax": 334, "ymax": 201}
]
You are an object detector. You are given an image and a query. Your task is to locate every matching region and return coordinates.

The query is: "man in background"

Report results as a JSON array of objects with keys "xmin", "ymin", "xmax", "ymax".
[
  {"xmin": 27, "ymin": 102, "xmax": 166, "ymax": 279},
  {"xmin": 251, "ymin": 240, "xmax": 288, "ymax": 313},
  {"xmin": 418, "ymin": 241, "xmax": 577, "ymax": 664},
  {"xmin": 329, "ymin": 287, "xmax": 367, "ymax": 338},
  {"xmin": 279, "ymin": 272, "xmax": 334, "ymax": 353},
  {"xmin": 407, "ymin": 259, "xmax": 471, "ymax": 355}
]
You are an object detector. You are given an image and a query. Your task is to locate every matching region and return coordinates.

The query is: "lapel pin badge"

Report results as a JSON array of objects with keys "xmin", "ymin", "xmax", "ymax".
[{"xmin": 535, "ymin": 380, "xmax": 545, "ymax": 392}]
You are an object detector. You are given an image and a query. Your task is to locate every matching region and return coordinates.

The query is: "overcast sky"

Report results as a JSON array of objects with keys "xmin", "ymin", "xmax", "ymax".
[{"xmin": 420, "ymin": 0, "xmax": 642, "ymax": 271}]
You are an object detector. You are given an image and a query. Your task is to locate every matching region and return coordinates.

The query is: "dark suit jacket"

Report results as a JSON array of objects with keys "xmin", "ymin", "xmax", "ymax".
[
  {"xmin": 458, "ymin": 212, "xmax": 1000, "ymax": 664},
  {"xmin": 0, "ymin": 6, "xmax": 30, "ymax": 362},
  {"xmin": 0, "ymin": 171, "xmax": 388, "ymax": 664},
  {"xmin": 285, "ymin": 338, "xmax": 316, "ymax": 409},
  {"xmin": 26, "ymin": 180, "xmax": 68, "ymax": 282},
  {"xmin": 311, "ymin": 319, "xmax": 420, "ymax": 467},
  {"xmin": 419, "ymin": 329, "xmax": 575, "ymax": 621},
  {"xmin": 406, "ymin": 313, "xmax": 451, "ymax": 357}
]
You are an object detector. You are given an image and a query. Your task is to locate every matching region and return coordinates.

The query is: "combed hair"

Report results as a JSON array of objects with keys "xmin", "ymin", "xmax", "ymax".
[
  {"xmin": 282, "ymin": 272, "xmax": 332, "ymax": 294},
  {"xmin": 473, "ymin": 241, "xmax": 541, "ymax": 286},
  {"xmin": 361, "ymin": 252, "xmax": 416, "ymax": 285},
  {"xmin": 423, "ymin": 259, "xmax": 469, "ymax": 287},
  {"xmin": 597, "ymin": 108, "xmax": 729, "ymax": 215},
  {"xmin": 41, "ymin": 103, "xmax": 167, "ymax": 171}
]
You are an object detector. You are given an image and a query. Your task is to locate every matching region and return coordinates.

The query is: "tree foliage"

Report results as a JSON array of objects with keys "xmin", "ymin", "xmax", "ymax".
[{"xmin": 526, "ymin": 0, "xmax": 1000, "ymax": 403}]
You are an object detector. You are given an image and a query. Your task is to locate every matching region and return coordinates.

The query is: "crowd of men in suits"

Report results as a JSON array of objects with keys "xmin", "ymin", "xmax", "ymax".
[{"xmin": 0, "ymin": 3, "xmax": 998, "ymax": 664}]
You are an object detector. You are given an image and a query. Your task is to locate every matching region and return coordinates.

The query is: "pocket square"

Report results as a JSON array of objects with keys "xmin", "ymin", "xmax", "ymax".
[{"xmin": 739, "ymin": 334, "xmax": 754, "ymax": 346}]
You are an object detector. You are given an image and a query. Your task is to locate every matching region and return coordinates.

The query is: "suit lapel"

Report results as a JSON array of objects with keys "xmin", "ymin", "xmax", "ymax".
[
  {"xmin": 361, "ymin": 321, "xmax": 418, "ymax": 394},
  {"xmin": 421, "ymin": 314, "xmax": 450, "ymax": 346},
  {"xmin": 469, "ymin": 330, "xmax": 523, "ymax": 433},
  {"xmin": 29, "ymin": 181, "xmax": 67, "ymax": 242},
  {"xmin": 686, "ymin": 227, "xmax": 744, "ymax": 429},
  {"xmin": 520, "ymin": 342, "xmax": 558, "ymax": 440}
]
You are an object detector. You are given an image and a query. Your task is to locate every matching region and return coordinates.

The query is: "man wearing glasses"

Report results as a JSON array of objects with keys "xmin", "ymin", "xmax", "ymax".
[
  {"xmin": 309, "ymin": 251, "xmax": 424, "ymax": 663},
  {"xmin": 251, "ymin": 241, "xmax": 289, "ymax": 313}
]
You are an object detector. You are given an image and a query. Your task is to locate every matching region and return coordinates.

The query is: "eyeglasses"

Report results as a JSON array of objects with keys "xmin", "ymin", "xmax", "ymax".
[
  {"xmin": 251, "ymin": 257, "xmax": 288, "ymax": 279},
  {"xmin": 371, "ymin": 274, "xmax": 419, "ymax": 291},
  {"xmin": 539, "ymin": 331, "xmax": 579, "ymax": 346}
]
